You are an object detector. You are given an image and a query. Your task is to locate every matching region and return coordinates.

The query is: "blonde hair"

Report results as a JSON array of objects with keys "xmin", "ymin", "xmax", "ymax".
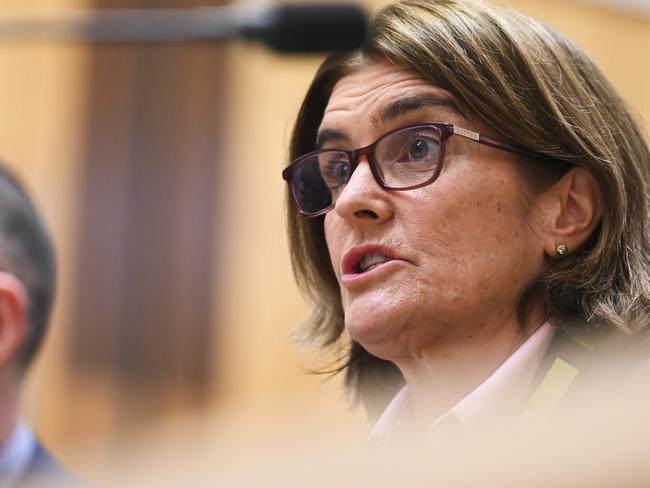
[{"xmin": 286, "ymin": 0, "xmax": 650, "ymax": 414}]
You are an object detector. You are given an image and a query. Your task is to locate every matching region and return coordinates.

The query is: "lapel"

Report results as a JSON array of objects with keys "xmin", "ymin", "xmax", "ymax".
[{"xmin": 525, "ymin": 328, "xmax": 650, "ymax": 419}]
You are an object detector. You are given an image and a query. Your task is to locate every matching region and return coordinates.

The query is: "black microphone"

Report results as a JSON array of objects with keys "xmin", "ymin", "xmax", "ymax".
[
  {"xmin": 238, "ymin": 4, "xmax": 367, "ymax": 53},
  {"xmin": 0, "ymin": 3, "xmax": 367, "ymax": 53}
]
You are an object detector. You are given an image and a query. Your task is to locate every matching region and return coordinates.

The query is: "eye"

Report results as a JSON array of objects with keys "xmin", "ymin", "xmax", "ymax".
[
  {"xmin": 408, "ymin": 137, "xmax": 438, "ymax": 161},
  {"xmin": 320, "ymin": 157, "xmax": 351, "ymax": 188},
  {"xmin": 332, "ymin": 161, "xmax": 351, "ymax": 185}
]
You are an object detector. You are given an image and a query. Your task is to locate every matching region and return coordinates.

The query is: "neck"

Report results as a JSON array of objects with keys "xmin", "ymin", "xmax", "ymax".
[{"xmin": 393, "ymin": 308, "xmax": 546, "ymax": 430}]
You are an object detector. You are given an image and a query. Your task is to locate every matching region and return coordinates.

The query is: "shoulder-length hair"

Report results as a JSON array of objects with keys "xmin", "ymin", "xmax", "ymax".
[{"xmin": 285, "ymin": 0, "xmax": 650, "ymax": 415}]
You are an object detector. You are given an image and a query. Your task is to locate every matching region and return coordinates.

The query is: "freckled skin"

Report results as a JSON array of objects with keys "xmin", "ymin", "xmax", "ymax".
[{"xmin": 322, "ymin": 62, "xmax": 549, "ymax": 378}]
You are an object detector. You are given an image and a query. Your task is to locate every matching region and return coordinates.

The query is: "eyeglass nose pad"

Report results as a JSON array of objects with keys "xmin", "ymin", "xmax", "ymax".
[
  {"xmin": 333, "ymin": 155, "xmax": 393, "ymax": 222},
  {"xmin": 339, "ymin": 156, "xmax": 385, "ymax": 203},
  {"xmin": 346, "ymin": 153, "xmax": 372, "ymax": 185},
  {"xmin": 356, "ymin": 151, "xmax": 385, "ymax": 186}
]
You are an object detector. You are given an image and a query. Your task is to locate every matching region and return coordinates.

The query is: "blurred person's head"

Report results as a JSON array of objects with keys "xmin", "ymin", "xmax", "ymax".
[
  {"xmin": 0, "ymin": 165, "xmax": 55, "ymax": 436},
  {"xmin": 283, "ymin": 0, "xmax": 650, "ymax": 415}
]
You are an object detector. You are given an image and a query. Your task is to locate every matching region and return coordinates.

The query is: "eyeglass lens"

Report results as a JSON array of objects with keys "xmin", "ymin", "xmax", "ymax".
[{"xmin": 290, "ymin": 125, "xmax": 443, "ymax": 215}]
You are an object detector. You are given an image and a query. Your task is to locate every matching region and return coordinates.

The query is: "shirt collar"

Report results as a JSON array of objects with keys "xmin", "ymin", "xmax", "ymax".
[{"xmin": 0, "ymin": 422, "xmax": 37, "ymax": 485}]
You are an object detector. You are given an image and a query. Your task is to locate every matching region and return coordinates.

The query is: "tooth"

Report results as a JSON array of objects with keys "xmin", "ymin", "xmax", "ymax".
[{"xmin": 360, "ymin": 253, "xmax": 391, "ymax": 272}]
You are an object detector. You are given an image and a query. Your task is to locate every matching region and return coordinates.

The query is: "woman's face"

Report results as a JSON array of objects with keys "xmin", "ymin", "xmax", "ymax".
[{"xmin": 321, "ymin": 61, "xmax": 549, "ymax": 362}]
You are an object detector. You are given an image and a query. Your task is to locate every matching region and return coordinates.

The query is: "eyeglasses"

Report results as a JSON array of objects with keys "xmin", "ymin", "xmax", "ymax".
[{"xmin": 282, "ymin": 122, "xmax": 561, "ymax": 217}]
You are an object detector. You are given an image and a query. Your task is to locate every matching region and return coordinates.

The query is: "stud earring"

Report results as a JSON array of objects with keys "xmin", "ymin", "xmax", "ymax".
[{"xmin": 556, "ymin": 244, "xmax": 568, "ymax": 257}]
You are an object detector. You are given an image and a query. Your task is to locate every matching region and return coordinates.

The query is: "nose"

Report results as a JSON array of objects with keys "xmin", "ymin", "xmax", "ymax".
[{"xmin": 333, "ymin": 158, "xmax": 393, "ymax": 223}]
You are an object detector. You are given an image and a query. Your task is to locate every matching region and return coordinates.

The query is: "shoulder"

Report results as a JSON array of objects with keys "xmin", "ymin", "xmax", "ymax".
[
  {"xmin": 548, "ymin": 329, "xmax": 650, "ymax": 407},
  {"xmin": 28, "ymin": 441, "xmax": 61, "ymax": 474},
  {"xmin": 618, "ymin": 356, "xmax": 650, "ymax": 391},
  {"xmin": 16, "ymin": 440, "xmax": 78, "ymax": 487}
]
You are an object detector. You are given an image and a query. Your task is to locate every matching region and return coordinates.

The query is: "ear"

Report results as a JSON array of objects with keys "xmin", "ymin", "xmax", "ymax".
[
  {"xmin": 539, "ymin": 167, "xmax": 602, "ymax": 258},
  {"xmin": 0, "ymin": 272, "xmax": 28, "ymax": 368}
]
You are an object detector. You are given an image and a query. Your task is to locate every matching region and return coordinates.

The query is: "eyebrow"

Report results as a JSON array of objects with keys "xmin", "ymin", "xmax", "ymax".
[
  {"xmin": 372, "ymin": 94, "xmax": 465, "ymax": 128},
  {"xmin": 316, "ymin": 128, "xmax": 350, "ymax": 149},
  {"xmin": 315, "ymin": 93, "xmax": 465, "ymax": 149}
]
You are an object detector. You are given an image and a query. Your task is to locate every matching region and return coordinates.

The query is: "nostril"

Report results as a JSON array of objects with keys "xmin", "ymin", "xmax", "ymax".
[{"xmin": 353, "ymin": 209, "xmax": 378, "ymax": 219}]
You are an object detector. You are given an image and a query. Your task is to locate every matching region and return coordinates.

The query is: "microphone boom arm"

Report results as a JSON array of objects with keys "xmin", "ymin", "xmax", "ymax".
[{"xmin": 0, "ymin": 4, "xmax": 367, "ymax": 52}]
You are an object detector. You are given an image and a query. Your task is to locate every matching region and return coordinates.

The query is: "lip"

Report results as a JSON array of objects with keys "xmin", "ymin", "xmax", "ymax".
[{"xmin": 341, "ymin": 244, "xmax": 408, "ymax": 288}]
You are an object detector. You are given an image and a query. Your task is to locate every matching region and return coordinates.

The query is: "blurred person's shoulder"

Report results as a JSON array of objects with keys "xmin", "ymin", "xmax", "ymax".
[{"xmin": 15, "ymin": 440, "xmax": 83, "ymax": 488}]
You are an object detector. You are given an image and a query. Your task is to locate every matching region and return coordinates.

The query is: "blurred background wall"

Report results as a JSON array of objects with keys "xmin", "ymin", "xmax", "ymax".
[{"xmin": 0, "ymin": 0, "xmax": 646, "ymax": 483}]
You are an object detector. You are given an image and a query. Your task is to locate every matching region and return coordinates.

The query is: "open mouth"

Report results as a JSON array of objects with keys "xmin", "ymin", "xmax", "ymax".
[
  {"xmin": 342, "ymin": 245, "xmax": 402, "ymax": 277},
  {"xmin": 358, "ymin": 252, "xmax": 394, "ymax": 273}
]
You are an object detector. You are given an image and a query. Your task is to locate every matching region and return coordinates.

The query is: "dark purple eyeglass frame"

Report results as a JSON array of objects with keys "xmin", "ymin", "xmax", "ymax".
[{"xmin": 282, "ymin": 122, "xmax": 566, "ymax": 217}]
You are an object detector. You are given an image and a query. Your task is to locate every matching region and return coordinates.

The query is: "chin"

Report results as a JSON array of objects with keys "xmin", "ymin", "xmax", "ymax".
[{"xmin": 344, "ymin": 306, "xmax": 409, "ymax": 361}]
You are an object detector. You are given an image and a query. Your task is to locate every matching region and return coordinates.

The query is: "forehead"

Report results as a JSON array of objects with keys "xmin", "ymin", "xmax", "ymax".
[
  {"xmin": 320, "ymin": 61, "xmax": 464, "ymax": 141},
  {"xmin": 326, "ymin": 63, "xmax": 429, "ymax": 113}
]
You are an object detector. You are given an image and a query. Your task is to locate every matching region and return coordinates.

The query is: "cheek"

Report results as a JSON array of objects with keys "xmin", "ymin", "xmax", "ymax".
[
  {"xmin": 323, "ymin": 213, "xmax": 343, "ymax": 278},
  {"xmin": 436, "ymin": 162, "xmax": 536, "ymax": 240},
  {"xmin": 406, "ymin": 165, "xmax": 543, "ymax": 290}
]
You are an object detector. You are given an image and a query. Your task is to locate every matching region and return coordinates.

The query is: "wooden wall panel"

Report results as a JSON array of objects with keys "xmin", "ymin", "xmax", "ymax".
[{"xmin": 72, "ymin": 1, "xmax": 225, "ymax": 427}]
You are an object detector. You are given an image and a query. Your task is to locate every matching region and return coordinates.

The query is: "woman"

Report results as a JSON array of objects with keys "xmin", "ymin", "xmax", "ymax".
[{"xmin": 282, "ymin": 0, "xmax": 650, "ymax": 442}]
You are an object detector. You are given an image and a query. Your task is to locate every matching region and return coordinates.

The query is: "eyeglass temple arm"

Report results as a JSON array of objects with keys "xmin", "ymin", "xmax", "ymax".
[{"xmin": 452, "ymin": 126, "xmax": 561, "ymax": 163}]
